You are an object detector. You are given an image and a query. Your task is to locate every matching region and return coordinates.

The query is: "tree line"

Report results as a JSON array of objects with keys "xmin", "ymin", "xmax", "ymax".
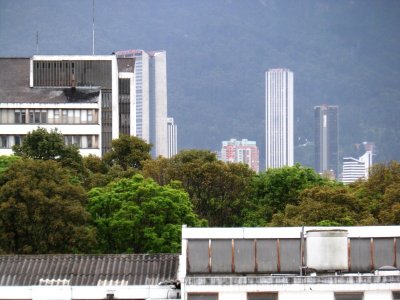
[{"xmin": 0, "ymin": 128, "xmax": 399, "ymax": 255}]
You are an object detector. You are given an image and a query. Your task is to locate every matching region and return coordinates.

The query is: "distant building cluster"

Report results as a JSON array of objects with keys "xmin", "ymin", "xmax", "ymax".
[
  {"xmin": 0, "ymin": 51, "xmax": 177, "ymax": 158},
  {"xmin": 218, "ymin": 138, "xmax": 259, "ymax": 172},
  {"xmin": 262, "ymin": 68, "xmax": 373, "ymax": 183}
]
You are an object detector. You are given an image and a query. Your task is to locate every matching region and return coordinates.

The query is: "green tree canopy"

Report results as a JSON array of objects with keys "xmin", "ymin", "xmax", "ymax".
[
  {"xmin": 103, "ymin": 135, "xmax": 152, "ymax": 170},
  {"xmin": 270, "ymin": 185, "xmax": 375, "ymax": 226},
  {"xmin": 0, "ymin": 159, "xmax": 95, "ymax": 254},
  {"xmin": 253, "ymin": 164, "xmax": 334, "ymax": 222},
  {"xmin": 87, "ymin": 174, "xmax": 204, "ymax": 253},
  {"xmin": 12, "ymin": 127, "xmax": 84, "ymax": 174},
  {"xmin": 351, "ymin": 161, "xmax": 400, "ymax": 225},
  {"xmin": 0, "ymin": 155, "xmax": 20, "ymax": 174},
  {"xmin": 143, "ymin": 150, "xmax": 257, "ymax": 226}
]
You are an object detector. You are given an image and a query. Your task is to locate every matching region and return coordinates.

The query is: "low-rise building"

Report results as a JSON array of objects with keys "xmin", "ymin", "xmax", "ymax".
[{"xmin": 1, "ymin": 226, "xmax": 399, "ymax": 300}]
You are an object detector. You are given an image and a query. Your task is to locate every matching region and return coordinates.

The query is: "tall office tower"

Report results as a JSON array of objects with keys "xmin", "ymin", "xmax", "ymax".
[
  {"xmin": 115, "ymin": 50, "xmax": 168, "ymax": 158},
  {"xmin": 341, "ymin": 151, "xmax": 372, "ymax": 184},
  {"xmin": 219, "ymin": 139, "xmax": 260, "ymax": 173},
  {"xmin": 167, "ymin": 117, "xmax": 177, "ymax": 158},
  {"xmin": 314, "ymin": 105, "xmax": 339, "ymax": 178},
  {"xmin": 265, "ymin": 68, "xmax": 294, "ymax": 169}
]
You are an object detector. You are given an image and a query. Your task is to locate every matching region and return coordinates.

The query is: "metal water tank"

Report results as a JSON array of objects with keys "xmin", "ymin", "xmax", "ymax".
[{"xmin": 306, "ymin": 229, "xmax": 348, "ymax": 271}]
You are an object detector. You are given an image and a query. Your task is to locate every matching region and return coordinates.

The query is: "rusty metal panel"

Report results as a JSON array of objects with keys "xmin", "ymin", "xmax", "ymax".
[
  {"xmin": 256, "ymin": 239, "xmax": 278, "ymax": 273},
  {"xmin": 396, "ymin": 238, "xmax": 400, "ymax": 268},
  {"xmin": 349, "ymin": 238, "xmax": 371, "ymax": 272},
  {"xmin": 187, "ymin": 294, "xmax": 218, "ymax": 300},
  {"xmin": 279, "ymin": 239, "xmax": 301, "ymax": 273},
  {"xmin": 234, "ymin": 239, "xmax": 255, "ymax": 273},
  {"xmin": 187, "ymin": 240, "xmax": 209, "ymax": 273},
  {"xmin": 248, "ymin": 293, "xmax": 278, "ymax": 300},
  {"xmin": 211, "ymin": 239, "xmax": 232, "ymax": 273},
  {"xmin": 374, "ymin": 238, "xmax": 394, "ymax": 268}
]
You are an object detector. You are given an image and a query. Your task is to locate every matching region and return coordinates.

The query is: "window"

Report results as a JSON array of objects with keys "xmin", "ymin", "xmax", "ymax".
[
  {"xmin": 187, "ymin": 294, "xmax": 218, "ymax": 300},
  {"xmin": 0, "ymin": 136, "xmax": 8, "ymax": 148},
  {"xmin": 248, "ymin": 293, "xmax": 278, "ymax": 300},
  {"xmin": 62, "ymin": 110, "xmax": 68, "ymax": 123},
  {"xmin": 393, "ymin": 291, "xmax": 400, "ymax": 300},
  {"xmin": 334, "ymin": 292, "xmax": 364, "ymax": 300},
  {"xmin": 14, "ymin": 135, "xmax": 21, "ymax": 146},
  {"xmin": 54, "ymin": 109, "xmax": 60, "ymax": 123}
]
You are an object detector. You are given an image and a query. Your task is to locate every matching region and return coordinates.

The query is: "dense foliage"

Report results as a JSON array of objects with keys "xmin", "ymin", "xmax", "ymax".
[
  {"xmin": 87, "ymin": 174, "xmax": 205, "ymax": 253},
  {"xmin": 0, "ymin": 128, "xmax": 399, "ymax": 254},
  {"xmin": 0, "ymin": 159, "xmax": 95, "ymax": 254}
]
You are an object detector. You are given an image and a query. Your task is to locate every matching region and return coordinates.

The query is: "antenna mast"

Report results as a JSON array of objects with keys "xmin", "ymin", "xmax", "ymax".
[
  {"xmin": 92, "ymin": 0, "xmax": 95, "ymax": 55},
  {"xmin": 36, "ymin": 31, "xmax": 39, "ymax": 54}
]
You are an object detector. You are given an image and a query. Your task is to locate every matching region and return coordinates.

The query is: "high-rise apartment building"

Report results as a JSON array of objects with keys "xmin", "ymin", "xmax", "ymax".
[
  {"xmin": 167, "ymin": 117, "xmax": 177, "ymax": 158},
  {"xmin": 219, "ymin": 139, "xmax": 259, "ymax": 173},
  {"xmin": 115, "ymin": 50, "xmax": 168, "ymax": 158},
  {"xmin": 314, "ymin": 105, "xmax": 339, "ymax": 178},
  {"xmin": 265, "ymin": 68, "xmax": 294, "ymax": 169},
  {"xmin": 341, "ymin": 151, "xmax": 372, "ymax": 184}
]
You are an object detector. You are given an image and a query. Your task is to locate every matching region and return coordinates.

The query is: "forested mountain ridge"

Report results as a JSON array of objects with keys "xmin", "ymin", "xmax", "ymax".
[{"xmin": 1, "ymin": 0, "xmax": 399, "ymax": 167}]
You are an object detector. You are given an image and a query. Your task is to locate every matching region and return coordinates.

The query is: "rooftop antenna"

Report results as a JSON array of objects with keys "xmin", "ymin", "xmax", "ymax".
[
  {"xmin": 36, "ymin": 31, "xmax": 39, "ymax": 54},
  {"xmin": 92, "ymin": 0, "xmax": 95, "ymax": 55}
]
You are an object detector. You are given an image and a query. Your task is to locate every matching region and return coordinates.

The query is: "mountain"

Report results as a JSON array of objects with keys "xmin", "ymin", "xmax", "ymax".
[{"xmin": 1, "ymin": 0, "xmax": 399, "ymax": 168}]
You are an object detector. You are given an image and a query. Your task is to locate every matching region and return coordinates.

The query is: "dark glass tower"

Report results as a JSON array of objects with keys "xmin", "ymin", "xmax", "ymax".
[{"xmin": 314, "ymin": 105, "xmax": 338, "ymax": 178}]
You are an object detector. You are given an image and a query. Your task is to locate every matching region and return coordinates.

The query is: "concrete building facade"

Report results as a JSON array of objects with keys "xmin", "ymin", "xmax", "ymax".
[
  {"xmin": 265, "ymin": 68, "xmax": 294, "ymax": 169},
  {"xmin": 314, "ymin": 104, "xmax": 339, "ymax": 178},
  {"xmin": 0, "ymin": 55, "xmax": 136, "ymax": 156}
]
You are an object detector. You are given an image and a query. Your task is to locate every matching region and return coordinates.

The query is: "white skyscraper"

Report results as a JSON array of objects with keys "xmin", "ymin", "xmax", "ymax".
[
  {"xmin": 115, "ymin": 50, "xmax": 168, "ymax": 158},
  {"xmin": 265, "ymin": 68, "xmax": 294, "ymax": 169},
  {"xmin": 167, "ymin": 117, "xmax": 177, "ymax": 158}
]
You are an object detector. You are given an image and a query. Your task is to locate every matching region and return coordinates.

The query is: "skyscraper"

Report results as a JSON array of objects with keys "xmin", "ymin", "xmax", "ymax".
[
  {"xmin": 115, "ymin": 50, "xmax": 168, "ymax": 158},
  {"xmin": 167, "ymin": 117, "xmax": 178, "ymax": 158},
  {"xmin": 265, "ymin": 68, "xmax": 294, "ymax": 169},
  {"xmin": 314, "ymin": 105, "xmax": 339, "ymax": 178},
  {"xmin": 219, "ymin": 138, "xmax": 259, "ymax": 172}
]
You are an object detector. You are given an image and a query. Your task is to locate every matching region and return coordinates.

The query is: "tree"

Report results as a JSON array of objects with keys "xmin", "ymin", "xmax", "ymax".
[
  {"xmin": 270, "ymin": 185, "xmax": 375, "ymax": 226},
  {"xmin": 143, "ymin": 150, "xmax": 257, "ymax": 226},
  {"xmin": 87, "ymin": 174, "xmax": 205, "ymax": 253},
  {"xmin": 12, "ymin": 127, "xmax": 84, "ymax": 175},
  {"xmin": 103, "ymin": 135, "xmax": 152, "ymax": 170},
  {"xmin": 253, "ymin": 164, "xmax": 333, "ymax": 222},
  {"xmin": 0, "ymin": 159, "xmax": 95, "ymax": 254},
  {"xmin": 351, "ymin": 161, "xmax": 400, "ymax": 224},
  {"xmin": 0, "ymin": 155, "xmax": 20, "ymax": 174}
]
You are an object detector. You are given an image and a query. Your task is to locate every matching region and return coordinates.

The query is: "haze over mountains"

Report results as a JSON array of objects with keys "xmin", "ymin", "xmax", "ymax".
[{"xmin": 1, "ymin": 0, "xmax": 399, "ymax": 168}]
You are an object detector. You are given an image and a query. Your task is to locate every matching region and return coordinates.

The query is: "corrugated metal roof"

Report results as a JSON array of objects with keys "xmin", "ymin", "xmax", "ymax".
[{"xmin": 0, "ymin": 254, "xmax": 179, "ymax": 286}]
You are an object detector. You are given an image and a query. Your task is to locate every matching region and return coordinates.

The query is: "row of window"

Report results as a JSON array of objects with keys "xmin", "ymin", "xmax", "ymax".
[
  {"xmin": 0, "ymin": 109, "xmax": 98, "ymax": 125},
  {"xmin": 0, "ymin": 135, "xmax": 99, "ymax": 149},
  {"xmin": 188, "ymin": 292, "xmax": 400, "ymax": 300}
]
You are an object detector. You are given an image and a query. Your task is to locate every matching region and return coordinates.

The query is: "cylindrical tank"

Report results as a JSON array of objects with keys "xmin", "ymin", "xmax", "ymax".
[{"xmin": 306, "ymin": 229, "xmax": 348, "ymax": 271}]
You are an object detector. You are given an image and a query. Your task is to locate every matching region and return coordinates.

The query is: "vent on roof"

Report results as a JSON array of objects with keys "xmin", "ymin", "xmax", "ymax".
[
  {"xmin": 97, "ymin": 279, "xmax": 128, "ymax": 286},
  {"xmin": 39, "ymin": 278, "xmax": 70, "ymax": 285}
]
